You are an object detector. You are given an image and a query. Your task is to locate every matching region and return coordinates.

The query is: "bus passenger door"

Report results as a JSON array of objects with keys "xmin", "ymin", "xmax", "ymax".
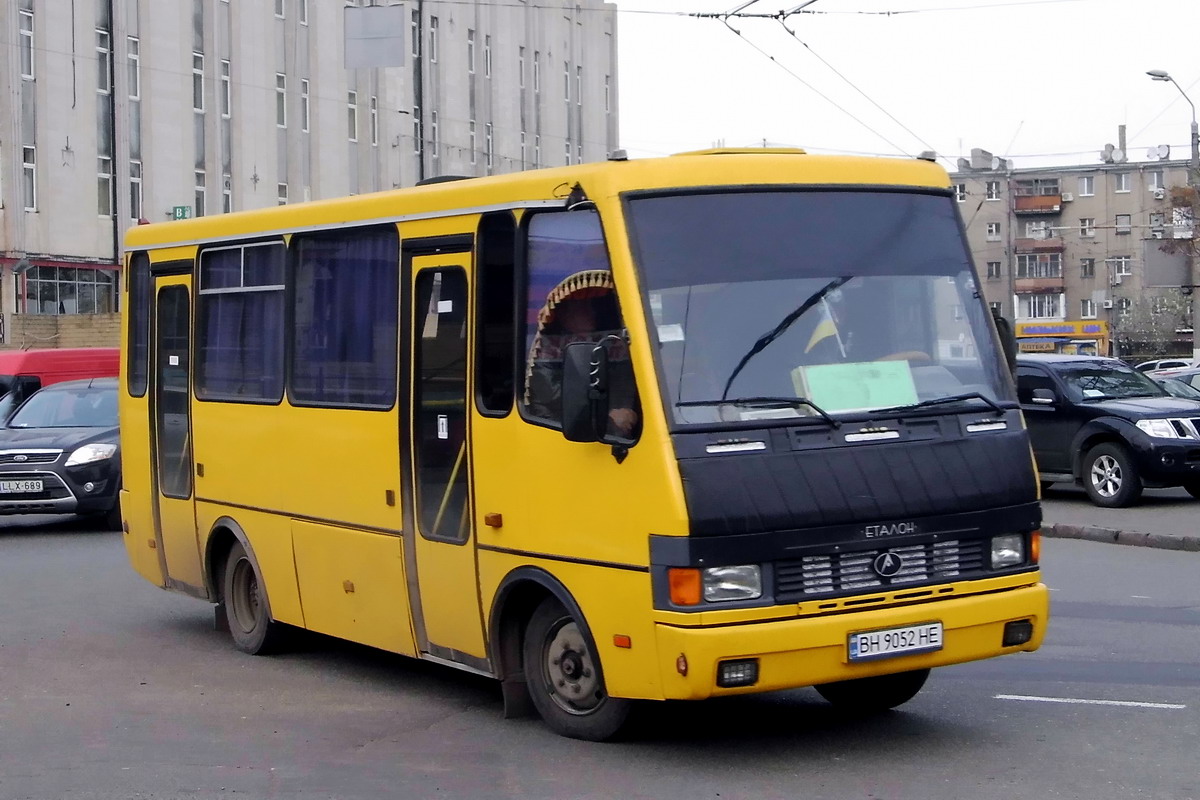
[
  {"xmin": 151, "ymin": 277, "xmax": 202, "ymax": 593},
  {"xmin": 404, "ymin": 252, "xmax": 486, "ymax": 665}
]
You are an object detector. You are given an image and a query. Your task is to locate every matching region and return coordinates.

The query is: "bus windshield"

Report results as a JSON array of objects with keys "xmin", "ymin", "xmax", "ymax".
[{"xmin": 624, "ymin": 190, "xmax": 1014, "ymax": 426}]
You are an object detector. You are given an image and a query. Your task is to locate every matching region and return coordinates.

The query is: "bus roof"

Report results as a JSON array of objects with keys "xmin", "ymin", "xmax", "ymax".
[{"xmin": 124, "ymin": 150, "xmax": 951, "ymax": 252}]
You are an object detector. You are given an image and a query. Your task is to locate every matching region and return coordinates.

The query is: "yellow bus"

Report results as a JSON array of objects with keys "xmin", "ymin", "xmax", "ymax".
[{"xmin": 121, "ymin": 149, "xmax": 1049, "ymax": 740}]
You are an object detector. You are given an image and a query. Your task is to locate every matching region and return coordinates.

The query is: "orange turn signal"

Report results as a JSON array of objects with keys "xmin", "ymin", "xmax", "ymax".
[
  {"xmin": 668, "ymin": 568, "xmax": 702, "ymax": 606},
  {"xmin": 1031, "ymin": 530, "xmax": 1041, "ymax": 564},
  {"xmin": 613, "ymin": 634, "xmax": 632, "ymax": 649}
]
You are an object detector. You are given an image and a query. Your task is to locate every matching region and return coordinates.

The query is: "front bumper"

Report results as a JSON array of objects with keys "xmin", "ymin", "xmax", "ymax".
[
  {"xmin": 1130, "ymin": 438, "xmax": 1200, "ymax": 483},
  {"xmin": 0, "ymin": 463, "xmax": 119, "ymax": 515},
  {"xmin": 653, "ymin": 581, "xmax": 1049, "ymax": 701}
]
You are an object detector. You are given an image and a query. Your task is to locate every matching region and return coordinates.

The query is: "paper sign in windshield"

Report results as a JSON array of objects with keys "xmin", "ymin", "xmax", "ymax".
[{"xmin": 792, "ymin": 361, "xmax": 918, "ymax": 413}]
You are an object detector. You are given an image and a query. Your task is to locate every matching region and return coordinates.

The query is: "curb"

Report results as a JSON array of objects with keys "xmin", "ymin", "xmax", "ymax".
[{"xmin": 1042, "ymin": 522, "xmax": 1200, "ymax": 552}]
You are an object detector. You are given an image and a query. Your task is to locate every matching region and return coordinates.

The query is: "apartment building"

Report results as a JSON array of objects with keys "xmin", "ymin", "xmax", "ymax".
[
  {"xmin": 952, "ymin": 148, "xmax": 1194, "ymax": 357},
  {"xmin": 0, "ymin": 0, "xmax": 619, "ymax": 332}
]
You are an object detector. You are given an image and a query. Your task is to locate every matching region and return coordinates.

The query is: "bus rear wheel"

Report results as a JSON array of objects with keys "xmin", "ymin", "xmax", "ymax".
[
  {"xmin": 814, "ymin": 668, "xmax": 930, "ymax": 713},
  {"xmin": 222, "ymin": 540, "xmax": 285, "ymax": 655},
  {"xmin": 522, "ymin": 598, "xmax": 631, "ymax": 741}
]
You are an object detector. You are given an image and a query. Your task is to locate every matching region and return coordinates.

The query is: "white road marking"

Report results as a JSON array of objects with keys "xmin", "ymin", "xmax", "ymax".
[
  {"xmin": 1131, "ymin": 595, "xmax": 1151, "ymax": 599},
  {"xmin": 996, "ymin": 694, "xmax": 1185, "ymax": 710}
]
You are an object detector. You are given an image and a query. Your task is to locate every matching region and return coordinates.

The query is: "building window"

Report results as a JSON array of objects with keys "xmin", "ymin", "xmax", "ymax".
[
  {"xmin": 1079, "ymin": 217, "xmax": 1095, "ymax": 237},
  {"xmin": 1016, "ymin": 253, "xmax": 1062, "ymax": 279},
  {"xmin": 96, "ymin": 29, "xmax": 112, "ymax": 94},
  {"xmin": 347, "ymin": 91, "xmax": 358, "ymax": 142},
  {"xmin": 1149, "ymin": 170, "xmax": 1164, "ymax": 191},
  {"xmin": 222, "ymin": 173, "xmax": 232, "ymax": 213},
  {"xmin": 128, "ymin": 37, "xmax": 140, "ymax": 100},
  {"xmin": 534, "ymin": 134, "xmax": 541, "ymax": 168},
  {"xmin": 485, "ymin": 35, "xmax": 492, "ymax": 78},
  {"xmin": 370, "ymin": 96, "xmax": 378, "ymax": 146},
  {"xmin": 563, "ymin": 61, "xmax": 570, "ymax": 104},
  {"xmin": 467, "ymin": 30, "xmax": 475, "ymax": 74},
  {"xmin": 299, "ymin": 0, "xmax": 308, "ymax": 25},
  {"xmin": 986, "ymin": 261, "xmax": 1001, "ymax": 279},
  {"xmin": 130, "ymin": 160, "xmax": 142, "ymax": 220},
  {"xmin": 193, "ymin": 53, "xmax": 205, "ymax": 112},
  {"xmin": 1152, "ymin": 295, "xmax": 1171, "ymax": 315},
  {"xmin": 275, "ymin": 0, "xmax": 285, "ymax": 18},
  {"xmin": 277, "ymin": 183, "xmax": 288, "ymax": 206},
  {"xmin": 955, "ymin": 183, "xmax": 966, "ymax": 202},
  {"xmin": 469, "ymin": 122, "xmax": 477, "ymax": 165},
  {"xmin": 519, "ymin": 48, "xmax": 526, "ymax": 88},
  {"xmin": 276, "ymin": 74, "xmax": 287, "ymax": 128},
  {"xmin": 428, "ymin": 17, "xmax": 438, "ymax": 63},
  {"xmin": 97, "ymin": 157, "xmax": 112, "ymax": 216},
  {"xmin": 520, "ymin": 131, "xmax": 527, "ymax": 168},
  {"xmin": 19, "ymin": 9, "xmax": 34, "ymax": 80},
  {"xmin": 412, "ymin": 106, "xmax": 421, "ymax": 153},
  {"xmin": 1079, "ymin": 175, "xmax": 1094, "ymax": 196},
  {"xmin": 220, "ymin": 60, "xmax": 231, "ymax": 118},
  {"xmin": 430, "ymin": 111, "xmax": 439, "ymax": 158},
  {"xmin": 1114, "ymin": 173, "xmax": 1130, "ymax": 193},
  {"xmin": 1112, "ymin": 256, "xmax": 1132, "ymax": 278},
  {"xmin": 1025, "ymin": 220, "xmax": 1048, "ymax": 239},
  {"xmin": 985, "ymin": 181, "xmax": 1000, "ymax": 200},
  {"xmin": 486, "ymin": 122, "xmax": 494, "ymax": 170},
  {"xmin": 300, "ymin": 79, "xmax": 310, "ymax": 132},
  {"xmin": 1081, "ymin": 299, "xmax": 1096, "ymax": 319},
  {"xmin": 605, "ymin": 75, "xmax": 611, "ymax": 113},
  {"xmin": 24, "ymin": 267, "xmax": 117, "ymax": 315},
  {"xmin": 1116, "ymin": 297, "xmax": 1132, "ymax": 317},
  {"xmin": 1016, "ymin": 293, "xmax": 1062, "ymax": 320},
  {"xmin": 533, "ymin": 51, "xmax": 541, "ymax": 92},
  {"xmin": 22, "ymin": 146, "xmax": 36, "ymax": 211},
  {"xmin": 1115, "ymin": 214, "xmax": 1132, "ymax": 235},
  {"xmin": 565, "ymin": 141, "xmax": 571, "ymax": 166},
  {"xmin": 1081, "ymin": 258, "xmax": 1095, "ymax": 278},
  {"xmin": 986, "ymin": 222, "xmax": 1001, "ymax": 242},
  {"xmin": 195, "ymin": 170, "xmax": 206, "ymax": 217}
]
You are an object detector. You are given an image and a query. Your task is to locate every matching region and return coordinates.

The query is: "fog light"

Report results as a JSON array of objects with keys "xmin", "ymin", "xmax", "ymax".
[
  {"xmin": 716, "ymin": 658, "xmax": 759, "ymax": 688},
  {"xmin": 1002, "ymin": 619, "xmax": 1034, "ymax": 647},
  {"xmin": 83, "ymin": 482, "xmax": 96, "ymax": 493}
]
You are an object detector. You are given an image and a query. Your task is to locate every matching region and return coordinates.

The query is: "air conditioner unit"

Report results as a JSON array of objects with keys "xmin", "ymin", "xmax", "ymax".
[
  {"xmin": 1061, "ymin": 192, "xmax": 1074, "ymax": 202},
  {"xmin": 1154, "ymin": 187, "xmax": 1166, "ymax": 200},
  {"xmin": 1102, "ymin": 300, "xmax": 1114, "ymax": 309}
]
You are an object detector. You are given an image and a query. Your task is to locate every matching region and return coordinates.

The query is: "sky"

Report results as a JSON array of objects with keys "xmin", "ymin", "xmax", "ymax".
[{"xmin": 613, "ymin": 0, "xmax": 1200, "ymax": 171}]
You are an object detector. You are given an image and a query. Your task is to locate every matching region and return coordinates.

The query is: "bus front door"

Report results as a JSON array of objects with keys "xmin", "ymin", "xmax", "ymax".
[
  {"xmin": 150, "ymin": 276, "xmax": 202, "ymax": 594},
  {"xmin": 405, "ymin": 254, "xmax": 486, "ymax": 666}
]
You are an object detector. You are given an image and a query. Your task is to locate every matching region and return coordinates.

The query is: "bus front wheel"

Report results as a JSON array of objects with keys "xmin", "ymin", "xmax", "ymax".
[
  {"xmin": 222, "ymin": 540, "xmax": 285, "ymax": 655},
  {"xmin": 522, "ymin": 598, "xmax": 631, "ymax": 741},
  {"xmin": 814, "ymin": 668, "xmax": 930, "ymax": 713}
]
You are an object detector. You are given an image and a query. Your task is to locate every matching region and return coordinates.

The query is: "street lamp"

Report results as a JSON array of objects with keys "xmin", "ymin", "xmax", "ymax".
[
  {"xmin": 1148, "ymin": 69, "xmax": 1200, "ymax": 360},
  {"xmin": 1147, "ymin": 70, "xmax": 1200, "ymax": 185}
]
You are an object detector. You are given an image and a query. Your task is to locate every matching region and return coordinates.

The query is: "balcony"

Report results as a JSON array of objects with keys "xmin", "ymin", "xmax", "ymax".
[
  {"xmin": 1014, "ymin": 194, "xmax": 1063, "ymax": 215},
  {"xmin": 1014, "ymin": 276, "xmax": 1065, "ymax": 293},
  {"xmin": 1014, "ymin": 237, "xmax": 1066, "ymax": 253}
]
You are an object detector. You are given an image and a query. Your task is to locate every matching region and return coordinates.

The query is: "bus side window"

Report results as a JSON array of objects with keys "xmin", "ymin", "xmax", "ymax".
[{"xmin": 475, "ymin": 212, "xmax": 517, "ymax": 416}]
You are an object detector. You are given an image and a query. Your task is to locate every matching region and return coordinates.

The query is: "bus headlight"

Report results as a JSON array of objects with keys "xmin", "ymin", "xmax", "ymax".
[
  {"xmin": 702, "ymin": 565, "xmax": 762, "ymax": 602},
  {"xmin": 990, "ymin": 534, "xmax": 1025, "ymax": 569},
  {"xmin": 66, "ymin": 443, "xmax": 118, "ymax": 467}
]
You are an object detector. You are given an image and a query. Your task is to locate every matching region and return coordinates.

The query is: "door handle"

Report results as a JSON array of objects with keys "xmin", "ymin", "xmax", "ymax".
[{"xmin": 484, "ymin": 513, "xmax": 503, "ymax": 528}]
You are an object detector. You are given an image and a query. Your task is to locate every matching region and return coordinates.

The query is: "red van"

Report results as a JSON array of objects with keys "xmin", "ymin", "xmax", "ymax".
[{"xmin": 0, "ymin": 348, "xmax": 120, "ymax": 422}]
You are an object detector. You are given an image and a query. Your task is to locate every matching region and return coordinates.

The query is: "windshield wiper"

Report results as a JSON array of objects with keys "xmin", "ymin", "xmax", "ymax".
[
  {"xmin": 677, "ymin": 396, "xmax": 841, "ymax": 428},
  {"xmin": 718, "ymin": 276, "xmax": 852, "ymax": 401},
  {"xmin": 875, "ymin": 391, "xmax": 1005, "ymax": 416}
]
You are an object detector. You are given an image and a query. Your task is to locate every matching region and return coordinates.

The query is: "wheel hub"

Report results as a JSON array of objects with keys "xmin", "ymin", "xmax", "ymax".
[
  {"xmin": 1090, "ymin": 454, "xmax": 1122, "ymax": 497},
  {"xmin": 544, "ymin": 621, "xmax": 602, "ymax": 714}
]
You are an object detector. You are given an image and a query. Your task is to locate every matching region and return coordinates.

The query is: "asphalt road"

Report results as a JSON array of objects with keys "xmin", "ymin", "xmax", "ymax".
[
  {"xmin": 0, "ymin": 517, "xmax": 1196, "ymax": 800},
  {"xmin": 1041, "ymin": 482, "xmax": 1199, "ymax": 536}
]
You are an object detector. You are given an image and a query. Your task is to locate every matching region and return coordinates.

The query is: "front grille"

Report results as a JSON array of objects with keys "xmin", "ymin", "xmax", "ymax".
[
  {"xmin": 0, "ymin": 450, "xmax": 61, "ymax": 465},
  {"xmin": 775, "ymin": 539, "xmax": 986, "ymax": 602}
]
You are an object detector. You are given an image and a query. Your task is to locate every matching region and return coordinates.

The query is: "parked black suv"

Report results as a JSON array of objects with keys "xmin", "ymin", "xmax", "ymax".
[{"xmin": 1016, "ymin": 354, "xmax": 1200, "ymax": 507}]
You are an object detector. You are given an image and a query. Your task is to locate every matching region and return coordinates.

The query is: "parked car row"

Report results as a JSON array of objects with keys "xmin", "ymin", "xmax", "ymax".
[{"xmin": 1018, "ymin": 353, "xmax": 1200, "ymax": 507}]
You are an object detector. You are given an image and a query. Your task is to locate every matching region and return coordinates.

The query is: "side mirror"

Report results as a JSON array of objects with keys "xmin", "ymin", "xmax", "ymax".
[
  {"xmin": 1030, "ymin": 388, "xmax": 1055, "ymax": 406},
  {"xmin": 991, "ymin": 311, "xmax": 1018, "ymax": 376},
  {"xmin": 561, "ymin": 341, "xmax": 609, "ymax": 442}
]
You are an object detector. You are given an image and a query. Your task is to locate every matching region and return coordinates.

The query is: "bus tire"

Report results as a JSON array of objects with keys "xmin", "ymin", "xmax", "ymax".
[
  {"xmin": 222, "ymin": 540, "xmax": 285, "ymax": 655},
  {"xmin": 814, "ymin": 668, "xmax": 930, "ymax": 713},
  {"xmin": 522, "ymin": 597, "xmax": 630, "ymax": 741}
]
